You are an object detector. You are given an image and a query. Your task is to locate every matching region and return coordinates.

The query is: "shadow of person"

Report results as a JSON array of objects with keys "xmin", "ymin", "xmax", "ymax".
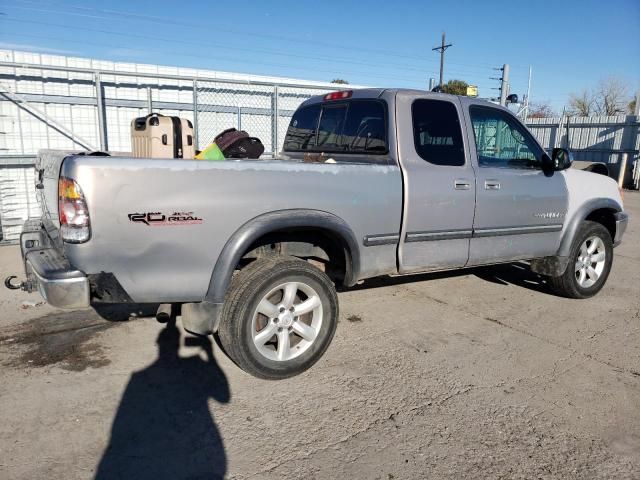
[{"xmin": 94, "ymin": 320, "xmax": 230, "ymax": 480}]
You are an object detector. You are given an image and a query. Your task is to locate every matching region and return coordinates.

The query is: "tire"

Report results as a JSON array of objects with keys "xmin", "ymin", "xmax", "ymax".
[
  {"xmin": 217, "ymin": 256, "xmax": 338, "ymax": 380},
  {"xmin": 548, "ymin": 221, "xmax": 613, "ymax": 299}
]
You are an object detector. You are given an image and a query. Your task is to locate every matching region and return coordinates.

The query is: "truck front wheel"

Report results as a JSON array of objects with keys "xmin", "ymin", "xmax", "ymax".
[
  {"xmin": 548, "ymin": 221, "xmax": 613, "ymax": 299},
  {"xmin": 217, "ymin": 256, "xmax": 338, "ymax": 379}
]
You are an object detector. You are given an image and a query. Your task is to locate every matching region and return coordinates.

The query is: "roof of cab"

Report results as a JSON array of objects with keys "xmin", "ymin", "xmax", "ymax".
[{"xmin": 299, "ymin": 87, "xmax": 502, "ymax": 110}]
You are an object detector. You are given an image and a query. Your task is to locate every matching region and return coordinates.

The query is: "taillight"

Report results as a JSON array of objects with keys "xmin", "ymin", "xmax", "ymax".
[
  {"xmin": 58, "ymin": 177, "xmax": 91, "ymax": 243},
  {"xmin": 324, "ymin": 90, "xmax": 352, "ymax": 101}
]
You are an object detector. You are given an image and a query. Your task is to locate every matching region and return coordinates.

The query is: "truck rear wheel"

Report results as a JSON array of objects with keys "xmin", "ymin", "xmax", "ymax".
[
  {"xmin": 217, "ymin": 256, "xmax": 338, "ymax": 379},
  {"xmin": 548, "ymin": 221, "xmax": 613, "ymax": 299}
]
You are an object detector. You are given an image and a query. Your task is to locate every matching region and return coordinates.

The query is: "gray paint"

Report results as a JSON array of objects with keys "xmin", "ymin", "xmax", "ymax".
[
  {"xmin": 395, "ymin": 91, "xmax": 477, "ymax": 273},
  {"xmin": 458, "ymin": 97, "xmax": 570, "ymax": 265},
  {"xmin": 57, "ymin": 155, "xmax": 402, "ymax": 303},
  {"xmin": 28, "ymin": 89, "xmax": 629, "ymax": 312},
  {"xmin": 205, "ymin": 209, "xmax": 361, "ymax": 304}
]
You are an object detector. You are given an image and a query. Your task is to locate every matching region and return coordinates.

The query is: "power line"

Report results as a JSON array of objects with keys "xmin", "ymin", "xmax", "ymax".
[
  {"xmin": 0, "ymin": 0, "xmax": 504, "ymax": 72},
  {"xmin": 0, "ymin": 17, "xmax": 506, "ymax": 88},
  {"xmin": 0, "ymin": 16, "xmax": 439, "ymax": 76},
  {"xmin": 0, "ymin": 32, "xmax": 433, "ymax": 86}
]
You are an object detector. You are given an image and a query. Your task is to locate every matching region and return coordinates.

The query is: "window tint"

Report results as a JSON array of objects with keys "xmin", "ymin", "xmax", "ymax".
[
  {"xmin": 341, "ymin": 101, "xmax": 387, "ymax": 153},
  {"xmin": 316, "ymin": 105, "xmax": 347, "ymax": 149},
  {"xmin": 283, "ymin": 104, "xmax": 320, "ymax": 151},
  {"xmin": 470, "ymin": 106, "xmax": 541, "ymax": 169},
  {"xmin": 412, "ymin": 99, "xmax": 465, "ymax": 166},
  {"xmin": 283, "ymin": 100, "xmax": 388, "ymax": 154}
]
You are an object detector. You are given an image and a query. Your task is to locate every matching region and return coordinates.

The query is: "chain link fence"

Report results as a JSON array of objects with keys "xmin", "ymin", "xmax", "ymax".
[
  {"xmin": 195, "ymin": 82, "xmax": 275, "ymax": 153},
  {"xmin": 0, "ymin": 54, "xmax": 344, "ymax": 243}
]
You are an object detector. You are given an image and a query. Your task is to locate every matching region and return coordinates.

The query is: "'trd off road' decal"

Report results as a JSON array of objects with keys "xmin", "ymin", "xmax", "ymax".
[{"xmin": 128, "ymin": 211, "xmax": 203, "ymax": 226}]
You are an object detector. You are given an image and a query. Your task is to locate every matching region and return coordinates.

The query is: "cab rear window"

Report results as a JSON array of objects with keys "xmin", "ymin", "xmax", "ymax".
[{"xmin": 283, "ymin": 100, "xmax": 387, "ymax": 154}]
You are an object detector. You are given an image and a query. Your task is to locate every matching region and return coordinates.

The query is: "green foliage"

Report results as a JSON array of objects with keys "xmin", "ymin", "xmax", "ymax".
[
  {"xmin": 331, "ymin": 79, "xmax": 349, "ymax": 84},
  {"xmin": 441, "ymin": 79, "xmax": 469, "ymax": 95}
]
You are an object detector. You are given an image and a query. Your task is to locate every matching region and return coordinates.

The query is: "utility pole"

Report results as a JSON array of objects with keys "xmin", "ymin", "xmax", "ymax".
[
  {"xmin": 432, "ymin": 32, "xmax": 452, "ymax": 88},
  {"xmin": 490, "ymin": 64, "xmax": 510, "ymax": 106},
  {"xmin": 523, "ymin": 65, "xmax": 532, "ymax": 117},
  {"xmin": 500, "ymin": 64, "xmax": 510, "ymax": 106}
]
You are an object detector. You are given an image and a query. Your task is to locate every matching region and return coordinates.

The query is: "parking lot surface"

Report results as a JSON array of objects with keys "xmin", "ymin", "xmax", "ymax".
[{"xmin": 1, "ymin": 193, "xmax": 639, "ymax": 479}]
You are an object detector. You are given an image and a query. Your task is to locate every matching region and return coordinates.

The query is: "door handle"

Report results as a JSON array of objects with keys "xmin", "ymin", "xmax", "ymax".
[
  {"xmin": 454, "ymin": 179, "xmax": 470, "ymax": 190},
  {"xmin": 484, "ymin": 180, "xmax": 501, "ymax": 190}
]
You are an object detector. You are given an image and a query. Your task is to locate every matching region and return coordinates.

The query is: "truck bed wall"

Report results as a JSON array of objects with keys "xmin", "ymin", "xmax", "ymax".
[{"xmin": 60, "ymin": 157, "xmax": 403, "ymax": 303}]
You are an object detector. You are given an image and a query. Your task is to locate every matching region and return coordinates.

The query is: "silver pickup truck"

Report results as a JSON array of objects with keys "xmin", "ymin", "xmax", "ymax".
[{"xmin": 6, "ymin": 88, "xmax": 629, "ymax": 379}]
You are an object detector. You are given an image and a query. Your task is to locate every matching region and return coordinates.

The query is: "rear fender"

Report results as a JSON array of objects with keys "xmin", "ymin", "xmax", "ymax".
[{"xmin": 181, "ymin": 209, "xmax": 360, "ymax": 335}]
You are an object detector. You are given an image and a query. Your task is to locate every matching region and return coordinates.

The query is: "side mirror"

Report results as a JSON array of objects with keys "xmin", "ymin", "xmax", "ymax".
[{"xmin": 552, "ymin": 148, "xmax": 573, "ymax": 171}]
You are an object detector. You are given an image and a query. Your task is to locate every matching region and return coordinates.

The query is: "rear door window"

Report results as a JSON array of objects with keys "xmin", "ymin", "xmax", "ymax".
[
  {"xmin": 283, "ymin": 100, "xmax": 388, "ymax": 154},
  {"xmin": 412, "ymin": 99, "xmax": 465, "ymax": 166}
]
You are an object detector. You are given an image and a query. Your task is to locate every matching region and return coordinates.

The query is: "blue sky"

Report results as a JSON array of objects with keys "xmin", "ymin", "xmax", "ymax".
[{"xmin": 0, "ymin": 0, "xmax": 638, "ymax": 111}]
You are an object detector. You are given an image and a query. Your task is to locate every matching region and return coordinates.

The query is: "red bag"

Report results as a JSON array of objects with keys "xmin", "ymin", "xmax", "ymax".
[{"xmin": 214, "ymin": 128, "xmax": 265, "ymax": 159}]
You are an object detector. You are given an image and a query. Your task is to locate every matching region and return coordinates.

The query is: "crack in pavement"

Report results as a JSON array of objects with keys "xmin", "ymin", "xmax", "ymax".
[
  {"xmin": 242, "ymin": 386, "xmax": 475, "ymax": 479},
  {"xmin": 405, "ymin": 288, "xmax": 640, "ymax": 380}
]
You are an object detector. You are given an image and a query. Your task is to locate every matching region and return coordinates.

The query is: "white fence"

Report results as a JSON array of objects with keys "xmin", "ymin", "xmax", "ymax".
[{"xmin": 527, "ymin": 115, "xmax": 640, "ymax": 185}]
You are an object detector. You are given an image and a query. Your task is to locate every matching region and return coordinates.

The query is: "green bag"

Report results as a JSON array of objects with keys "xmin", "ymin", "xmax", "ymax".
[{"xmin": 195, "ymin": 142, "xmax": 225, "ymax": 161}]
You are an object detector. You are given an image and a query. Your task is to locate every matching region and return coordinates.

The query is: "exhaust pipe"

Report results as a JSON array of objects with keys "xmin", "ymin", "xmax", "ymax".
[{"xmin": 156, "ymin": 303, "xmax": 173, "ymax": 323}]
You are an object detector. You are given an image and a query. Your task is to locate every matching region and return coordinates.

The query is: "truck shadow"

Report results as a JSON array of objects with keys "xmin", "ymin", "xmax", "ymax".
[
  {"xmin": 348, "ymin": 262, "xmax": 551, "ymax": 295},
  {"xmin": 472, "ymin": 262, "xmax": 550, "ymax": 294},
  {"xmin": 94, "ymin": 319, "xmax": 230, "ymax": 480}
]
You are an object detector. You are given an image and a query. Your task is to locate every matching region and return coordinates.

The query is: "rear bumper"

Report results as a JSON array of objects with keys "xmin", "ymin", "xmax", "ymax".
[
  {"xmin": 20, "ymin": 219, "xmax": 90, "ymax": 309},
  {"xmin": 613, "ymin": 211, "xmax": 629, "ymax": 247},
  {"xmin": 25, "ymin": 248, "xmax": 90, "ymax": 309}
]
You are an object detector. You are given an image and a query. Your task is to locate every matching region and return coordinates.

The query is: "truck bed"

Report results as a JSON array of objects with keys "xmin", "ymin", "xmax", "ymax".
[{"xmin": 36, "ymin": 151, "xmax": 403, "ymax": 303}]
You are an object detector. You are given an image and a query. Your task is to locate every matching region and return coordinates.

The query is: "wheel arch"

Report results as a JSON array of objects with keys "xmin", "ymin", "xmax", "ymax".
[
  {"xmin": 205, "ymin": 209, "xmax": 361, "ymax": 305},
  {"xmin": 557, "ymin": 198, "xmax": 622, "ymax": 257}
]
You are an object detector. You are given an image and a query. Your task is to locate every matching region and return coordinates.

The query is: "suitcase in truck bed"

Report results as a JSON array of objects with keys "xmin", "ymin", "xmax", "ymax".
[{"xmin": 131, "ymin": 113, "xmax": 195, "ymax": 159}]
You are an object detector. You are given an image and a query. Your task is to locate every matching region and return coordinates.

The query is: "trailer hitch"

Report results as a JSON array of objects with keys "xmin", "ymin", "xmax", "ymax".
[
  {"xmin": 4, "ymin": 275, "xmax": 33, "ymax": 292},
  {"xmin": 5, "ymin": 275, "xmax": 22, "ymax": 290}
]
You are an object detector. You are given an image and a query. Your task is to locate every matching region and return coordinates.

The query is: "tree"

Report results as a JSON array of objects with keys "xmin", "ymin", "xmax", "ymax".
[
  {"xmin": 568, "ymin": 77, "xmax": 631, "ymax": 116},
  {"xmin": 331, "ymin": 79, "xmax": 349, "ymax": 84},
  {"xmin": 568, "ymin": 90, "xmax": 595, "ymax": 116},
  {"xmin": 628, "ymin": 98, "xmax": 637, "ymax": 115},
  {"xmin": 528, "ymin": 101, "xmax": 556, "ymax": 118},
  {"xmin": 441, "ymin": 79, "xmax": 469, "ymax": 95},
  {"xmin": 594, "ymin": 77, "xmax": 629, "ymax": 115}
]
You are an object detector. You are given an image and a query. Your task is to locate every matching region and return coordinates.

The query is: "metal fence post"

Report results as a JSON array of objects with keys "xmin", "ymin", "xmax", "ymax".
[
  {"xmin": 272, "ymin": 85, "xmax": 279, "ymax": 157},
  {"xmin": 237, "ymin": 106, "xmax": 242, "ymax": 131},
  {"xmin": 146, "ymin": 86, "xmax": 153, "ymax": 114},
  {"xmin": 618, "ymin": 153, "xmax": 628, "ymax": 188},
  {"xmin": 95, "ymin": 73, "xmax": 108, "ymax": 151},
  {"xmin": 192, "ymin": 79, "xmax": 199, "ymax": 150}
]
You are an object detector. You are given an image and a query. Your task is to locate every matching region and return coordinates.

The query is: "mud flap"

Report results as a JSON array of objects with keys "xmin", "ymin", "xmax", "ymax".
[
  {"xmin": 180, "ymin": 301, "xmax": 222, "ymax": 336},
  {"xmin": 530, "ymin": 256, "xmax": 570, "ymax": 276}
]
